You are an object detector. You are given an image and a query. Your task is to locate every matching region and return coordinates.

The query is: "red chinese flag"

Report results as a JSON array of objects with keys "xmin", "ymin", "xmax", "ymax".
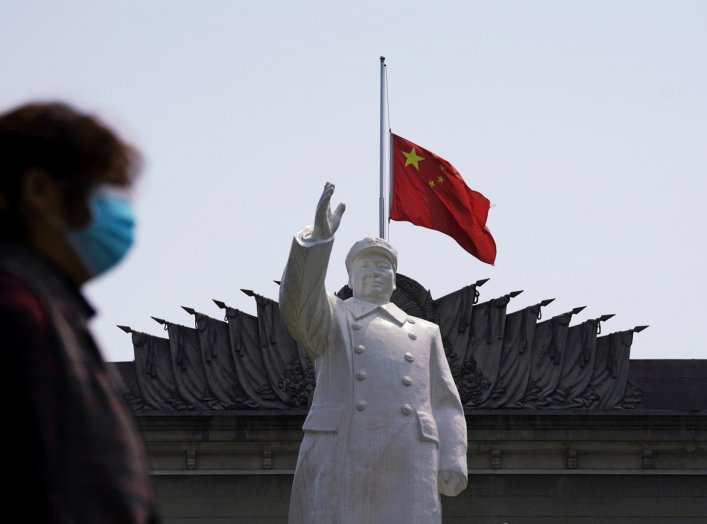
[{"xmin": 390, "ymin": 133, "xmax": 496, "ymax": 265}]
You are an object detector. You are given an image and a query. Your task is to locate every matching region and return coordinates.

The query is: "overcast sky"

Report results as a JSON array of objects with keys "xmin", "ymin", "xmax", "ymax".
[{"xmin": 2, "ymin": 1, "xmax": 705, "ymax": 361}]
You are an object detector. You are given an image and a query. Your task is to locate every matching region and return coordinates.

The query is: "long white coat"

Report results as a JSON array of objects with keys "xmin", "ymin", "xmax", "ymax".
[{"xmin": 279, "ymin": 227, "xmax": 468, "ymax": 524}]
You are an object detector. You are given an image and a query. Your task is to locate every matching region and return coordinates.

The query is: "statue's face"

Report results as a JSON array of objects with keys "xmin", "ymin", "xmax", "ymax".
[{"xmin": 349, "ymin": 251, "xmax": 396, "ymax": 304}]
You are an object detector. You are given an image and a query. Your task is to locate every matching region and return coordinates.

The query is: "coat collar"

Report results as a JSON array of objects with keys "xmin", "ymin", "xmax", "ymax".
[
  {"xmin": 344, "ymin": 297, "xmax": 407, "ymax": 326},
  {"xmin": 0, "ymin": 245, "xmax": 95, "ymax": 319}
]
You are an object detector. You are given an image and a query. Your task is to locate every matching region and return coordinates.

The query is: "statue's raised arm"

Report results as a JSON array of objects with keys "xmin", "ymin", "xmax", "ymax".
[{"xmin": 279, "ymin": 183, "xmax": 345, "ymax": 357}]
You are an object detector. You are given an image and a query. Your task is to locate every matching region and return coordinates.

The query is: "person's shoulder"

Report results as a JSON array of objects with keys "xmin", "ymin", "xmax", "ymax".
[{"xmin": 0, "ymin": 272, "xmax": 49, "ymax": 328}]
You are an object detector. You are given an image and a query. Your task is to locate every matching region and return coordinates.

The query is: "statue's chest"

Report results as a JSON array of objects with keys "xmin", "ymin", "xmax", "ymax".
[
  {"xmin": 353, "ymin": 313, "xmax": 420, "ymax": 347},
  {"xmin": 347, "ymin": 315, "xmax": 429, "ymax": 376}
]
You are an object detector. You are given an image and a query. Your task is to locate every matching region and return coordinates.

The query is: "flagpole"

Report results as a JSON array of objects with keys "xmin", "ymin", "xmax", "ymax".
[
  {"xmin": 388, "ymin": 129, "xmax": 393, "ymax": 238},
  {"xmin": 379, "ymin": 56, "xmax": 386, "ymax": 239}
]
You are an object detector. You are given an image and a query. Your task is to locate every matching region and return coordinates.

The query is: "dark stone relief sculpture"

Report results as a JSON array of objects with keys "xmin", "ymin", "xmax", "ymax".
[
  {"xmin": 592, "ymin": 330, "xmax": 642, "ymax": 410},
  {"xmin": 245, "ymin": 290, "xmax": 313, "ymax": 408},
  {"xmin": 520, "ymin": 310, "xmax": 575, "ymax": 408},
  {"xmin": 434, "ymin": 282, "xmax": 486, "ymax": 405},
  {"xmin": 193, "ymin": 312, "xmax": 249, "ymax": 409},
  {"xmin": 118, "ymin": 274, "xmax": 644, "ymax": 411},
  {"xmin": 130, "ymin": 331, "xmax": 191, "ymax": 410},
  {"xmin": 219, "ymin": 303, "xmax": 287, "ymax": 409},
  {"xmin": 483, "ymin": 302, "xmax": 543, "ymax": 408}
]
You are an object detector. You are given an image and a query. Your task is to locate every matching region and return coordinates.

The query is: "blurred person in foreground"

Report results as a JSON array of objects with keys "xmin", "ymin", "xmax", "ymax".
[{"xmin": 0, "ymin": 102, "xmax": 159, "ymax": 523}]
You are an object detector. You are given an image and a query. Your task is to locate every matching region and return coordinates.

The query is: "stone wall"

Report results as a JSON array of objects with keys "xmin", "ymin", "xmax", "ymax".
[
  {"xmin": 139, "ymin": 411, "xmax": 707, "ymax": 523},
  {"xmin": 151, "ymin": 473, "xmax": 707, "ymax": 523}
]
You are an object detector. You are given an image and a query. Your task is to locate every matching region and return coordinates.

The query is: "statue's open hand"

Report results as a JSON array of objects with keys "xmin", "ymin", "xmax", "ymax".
[
  {"xmin": 312, "ymin": 182, "xmax": 346, "ymax": 240},
  {"xmin": 438, "ymin": 470, "xmax": 467, "ymax": 497}
]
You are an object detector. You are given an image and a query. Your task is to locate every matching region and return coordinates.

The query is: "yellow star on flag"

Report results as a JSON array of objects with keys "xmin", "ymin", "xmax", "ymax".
[
  {"xmin": 428, "ymin": 179, "xmax": 436, "ymax": 188},
  {"xmin": 437, "ymin": 175, "xmax": 445, "ymax": 184},
  {"xmin": 403, "ymin": 147, "xmax": 425, "ymax": 171}
]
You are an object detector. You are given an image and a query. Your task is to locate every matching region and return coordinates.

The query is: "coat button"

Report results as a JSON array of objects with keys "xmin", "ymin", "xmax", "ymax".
[
  {"xmin": 401, "ymin": 404, "xmax": 413, "ymax": 415},
  {"xmin": 404, "ymin": 352, "xmax": 414, "ymax": 362},
  {"xmin": 354, "ymin": 345, "xmax": 365, "ymax": 354},
  {"xmin": 356, "ymin": 400, "xmax": 367, "ymax": 411},
  {"xmin": 402, "ymin": 376, "xmax": 412, "ymax": 386},
  {"xmin": 356, "ymin": 370, "xmax": 367, "ymax": 381},
  {"xmin": 408, "ymin": 332, "xmax": 417, "ymax": 340},
  {"xmin": 352, "ymin": 323, "xmax": 362, "ymax": 330},
  {"xmin": 407, "ymin": 318, "xmax": 416, "ymax": 324}
]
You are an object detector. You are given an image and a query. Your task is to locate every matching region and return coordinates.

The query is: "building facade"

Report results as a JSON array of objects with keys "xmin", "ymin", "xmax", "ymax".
[{"xmin": 114, "ymin": 276, "xmax": 707, "ymax": 523}]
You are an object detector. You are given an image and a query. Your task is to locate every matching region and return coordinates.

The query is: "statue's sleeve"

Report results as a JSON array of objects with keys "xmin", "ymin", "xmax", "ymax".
[
  {"xmin": 279, "ymin": 225, "xmax": 335, "ymax": 359},
  {"xmin": 430, "ymin": 325, "xmax": 468, "ymax": 491}
]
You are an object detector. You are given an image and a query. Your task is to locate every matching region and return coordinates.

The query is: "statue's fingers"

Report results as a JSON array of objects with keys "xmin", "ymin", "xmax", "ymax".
[
  {"xmin": 321, "ymin": 182, "xmax": 335, "ymax": 203},
  {"xmin": 333, "ymin": 202, "xmax": 346, "ymax": 218},
  {"xmin": 316, "ymin": 188, "xmax": 333, "ymax": 215},
  {"xmin": 319, "ymin": 185, "xmax": 333, "ymax": 202}
]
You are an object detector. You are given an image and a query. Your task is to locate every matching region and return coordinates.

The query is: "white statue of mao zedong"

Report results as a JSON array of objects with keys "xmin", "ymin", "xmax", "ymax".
[{"xmin": 279, "ymin": 183, "xmax": 468, "ymax": 524}]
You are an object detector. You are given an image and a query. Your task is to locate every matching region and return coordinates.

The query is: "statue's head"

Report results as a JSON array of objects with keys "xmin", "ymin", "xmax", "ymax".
[{"xmin": 345, "ymin": 237, "xmax": 397, "ymax": 304}]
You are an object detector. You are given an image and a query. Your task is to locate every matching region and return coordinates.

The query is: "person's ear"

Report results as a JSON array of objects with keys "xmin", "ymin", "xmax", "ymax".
[{"xmin": 20, "ymin": 168, "xmax": 63, "ymax": 216}]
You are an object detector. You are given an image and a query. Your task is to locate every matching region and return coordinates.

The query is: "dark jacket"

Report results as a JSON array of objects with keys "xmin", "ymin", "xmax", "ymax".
[{"xmin": 1, "ymin": 245, "xmax": 159, "ymax": 523}]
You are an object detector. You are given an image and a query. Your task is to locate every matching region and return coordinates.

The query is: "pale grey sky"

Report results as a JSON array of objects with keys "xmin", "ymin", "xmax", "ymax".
[{"xmin": 2, "ymin": 1, "xmax": 705, "ymax": 360}]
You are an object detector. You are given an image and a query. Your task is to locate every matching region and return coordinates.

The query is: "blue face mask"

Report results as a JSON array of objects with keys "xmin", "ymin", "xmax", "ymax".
[{"xmin": 69, "ymin": 186, "xmax": 136, "ymax": 276}]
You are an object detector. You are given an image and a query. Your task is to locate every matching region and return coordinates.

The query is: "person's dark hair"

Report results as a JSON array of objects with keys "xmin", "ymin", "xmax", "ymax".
[{"xmin": 0, "ymin": 101, "xmax": 141, "ymax": 242}]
